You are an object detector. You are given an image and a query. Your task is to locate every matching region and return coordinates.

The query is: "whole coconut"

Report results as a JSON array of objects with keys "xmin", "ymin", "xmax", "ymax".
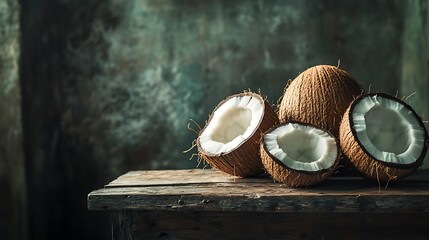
[{"xmin": 278, "ymin": 65, "xmax": 363, "ymax": 137}]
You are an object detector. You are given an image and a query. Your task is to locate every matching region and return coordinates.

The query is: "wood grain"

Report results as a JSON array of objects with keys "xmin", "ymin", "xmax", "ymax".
[
  {"xmin": 106, "ymin": 169, "xmax": 429, "ymax": 187},
  {"xmin": 88, "ymin": 169, "xmax": 429, "ymax": 212},
  {"xmin": 105, "ymin": 169, "xmax": 270, "ymax": 187},
  {"xmin": 112, "ymin": 211, "xmax": 429, "ymax": 240},
  {"xmin": 94, "ymin": 170, "xmax": 429, "ymax": 239}
]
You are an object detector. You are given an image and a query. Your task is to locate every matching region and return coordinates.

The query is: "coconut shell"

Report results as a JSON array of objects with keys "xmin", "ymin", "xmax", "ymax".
[
  {"xmin": 197, "ymin": 92, "xmax": 279, "ymax": 177},
  {"xmin": 339, "ymin": 93, "xmax": 429, "ymax": 184},
  {"xmin": 278, "ymin": 65, "xmax": 363, "ymax": 137},
  {"xmin": 260, "ymin": 122, "xmax": 341, "ymax": 187}
]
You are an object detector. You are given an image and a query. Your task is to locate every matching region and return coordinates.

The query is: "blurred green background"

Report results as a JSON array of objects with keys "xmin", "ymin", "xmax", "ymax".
[{"xmin": 1, "ymin": 0, "xmax": 428, "ymax": 239}]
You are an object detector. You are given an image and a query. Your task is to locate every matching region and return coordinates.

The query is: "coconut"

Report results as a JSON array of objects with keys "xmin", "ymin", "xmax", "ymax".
[
  {"xmin": 197, "ymin": 92, "xmax": 279, "ymax": 177},
  {"xmin": 278, "ymin": 65, "xmax": 363, "ymax": 137},
  {"xmin": 339, "ymin": 93, "xmax": 429, "ymax": 184},
  {"xmin": 260, "ymin": 121, "xmax": 340, "ymax": 187}
]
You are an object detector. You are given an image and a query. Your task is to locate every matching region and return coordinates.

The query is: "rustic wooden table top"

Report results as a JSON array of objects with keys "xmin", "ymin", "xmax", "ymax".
[{"xmin": 87, "ymin": 169, "xmax": 429, "ymax": 213}]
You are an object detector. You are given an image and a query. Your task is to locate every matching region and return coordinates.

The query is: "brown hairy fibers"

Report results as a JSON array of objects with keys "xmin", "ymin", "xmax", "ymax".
[
  {"xmin": 197, "ymin": 92, "xmax": 279, "ymax": 177},
  {"xmin": 278, "ymin": 65, "xmax": 363, "ymax": 137}
]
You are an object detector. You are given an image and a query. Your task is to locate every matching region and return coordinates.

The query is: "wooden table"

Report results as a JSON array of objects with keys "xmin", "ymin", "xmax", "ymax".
[{"xmin": 87, "ymin": 169, "xmax": 429, "ymax": 239}]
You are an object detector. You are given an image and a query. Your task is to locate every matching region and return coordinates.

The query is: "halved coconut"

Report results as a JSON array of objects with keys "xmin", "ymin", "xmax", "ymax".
[
  {"xmin": 340, "ymin": 93, "xmax": 429, "ymax": 183},
  {"xmin": 197, "ymin": 92, "xmax": 279, "ymax": 177},
  {"xmin": 278, "ymin": 65, "xmax": 363, "ymax": 137},
  {"xmin": 260, "ymin": 122, "xmax": 340, "ymax": 187}
]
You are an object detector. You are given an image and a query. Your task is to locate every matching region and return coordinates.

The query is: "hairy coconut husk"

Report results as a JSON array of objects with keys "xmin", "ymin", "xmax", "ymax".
[
  {"xmin": 339, "ymin": 93, "xmax": 429, "ymax": 184},
  {"xmin": 260, "ymin": 122, "xmax": 341, "ymax": 187},
  {"xmin": 197, "ymin": 92, "xmax": 279, "ymax": 177},
  {"xmin": 279, "ymin": 65, "xmax": 363, "ymax": 138}
]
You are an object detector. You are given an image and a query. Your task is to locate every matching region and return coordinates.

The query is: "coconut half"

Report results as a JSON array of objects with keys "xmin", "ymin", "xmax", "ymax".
[
  {"xmin": 260, "ymin": 122, "xmax": 340, "ymax": 187},
  {"xmin": 278, "ymin": 65, "xmax": 363, "ymax": 137},
  {"xmin": 340, "ymin": 93, "xmax": 429, "ymax": 183},
  {"xmin": 197, "ymin": 92, "xmax": 279, "ymax": 177}
]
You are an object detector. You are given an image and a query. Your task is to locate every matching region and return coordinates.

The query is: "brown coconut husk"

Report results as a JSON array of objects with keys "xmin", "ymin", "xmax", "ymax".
[
  {"xmin": 197, "ymin": 92, "xmax": 279, "ymax": 177},
  {"xmin": 339, "ymin": 93, "xmax": 429, "ymax": 185},
  {"xmin": 278, "ymin": 65, "xmax": 363, "ymax": 138},
  {"xmin": 260, "ymin": 122, "xmax": 341, "ymax": 187}
]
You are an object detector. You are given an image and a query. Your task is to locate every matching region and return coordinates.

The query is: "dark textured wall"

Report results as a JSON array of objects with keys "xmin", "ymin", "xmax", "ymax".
[
  {"xmin": 23, "ymin": 0, "xmax": 406, "ymax": 175},
  {"xmin": 0, "ymin": 0, "xmax": 428, "ymax": 239},
  {"xmin": 401, "ymin": 0, "xmax": 429, "ymax": 129},
  {"xmin": 0, "ymin": 1, "xmax": 27, "ymax": 240}
]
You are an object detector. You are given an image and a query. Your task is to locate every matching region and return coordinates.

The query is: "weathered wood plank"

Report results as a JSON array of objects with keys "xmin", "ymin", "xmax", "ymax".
[
  {"xmin": 88, "ymin": 169, "xmax": 429, "ymax": 212},
  {"xmin": 112, "ymin": 210, "xmax": 429, "ymax": 240},
  {"xmin": 95, "ymin": 180, "xmax": 429, "ymax": 197},
  {"xmin": 106, "ymin": 169, "xmax": 270, "ymax": 187},
  {"xmin": 89, "ymin": 190, "xmax": 429, "ymax": 212},
  {"xmin": 106, "ymin": 169, "xmax": 429, "ymax": 187}
]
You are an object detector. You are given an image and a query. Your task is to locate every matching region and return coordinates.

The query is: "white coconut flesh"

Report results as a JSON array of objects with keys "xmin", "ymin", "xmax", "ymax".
[
  {"xmin": 352, "ymin": 95, "xmax": 425, "ymax": 165},
  {"xmin": 199, "ymin": 95, "xmax": 264, "ymax": 154},
  {"xmin": 264, "ymin": 123, "xmax": 338, "ymax": 172}
]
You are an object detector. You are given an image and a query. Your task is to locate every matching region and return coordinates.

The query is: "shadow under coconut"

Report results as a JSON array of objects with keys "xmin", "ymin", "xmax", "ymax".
[
  {"xmin": 227, "ymin": 168, "xmax": 429, "ymax": 192},
  {"xmin": 309, "ymin": 169, "xmax": 429, "ymax": 192}
]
